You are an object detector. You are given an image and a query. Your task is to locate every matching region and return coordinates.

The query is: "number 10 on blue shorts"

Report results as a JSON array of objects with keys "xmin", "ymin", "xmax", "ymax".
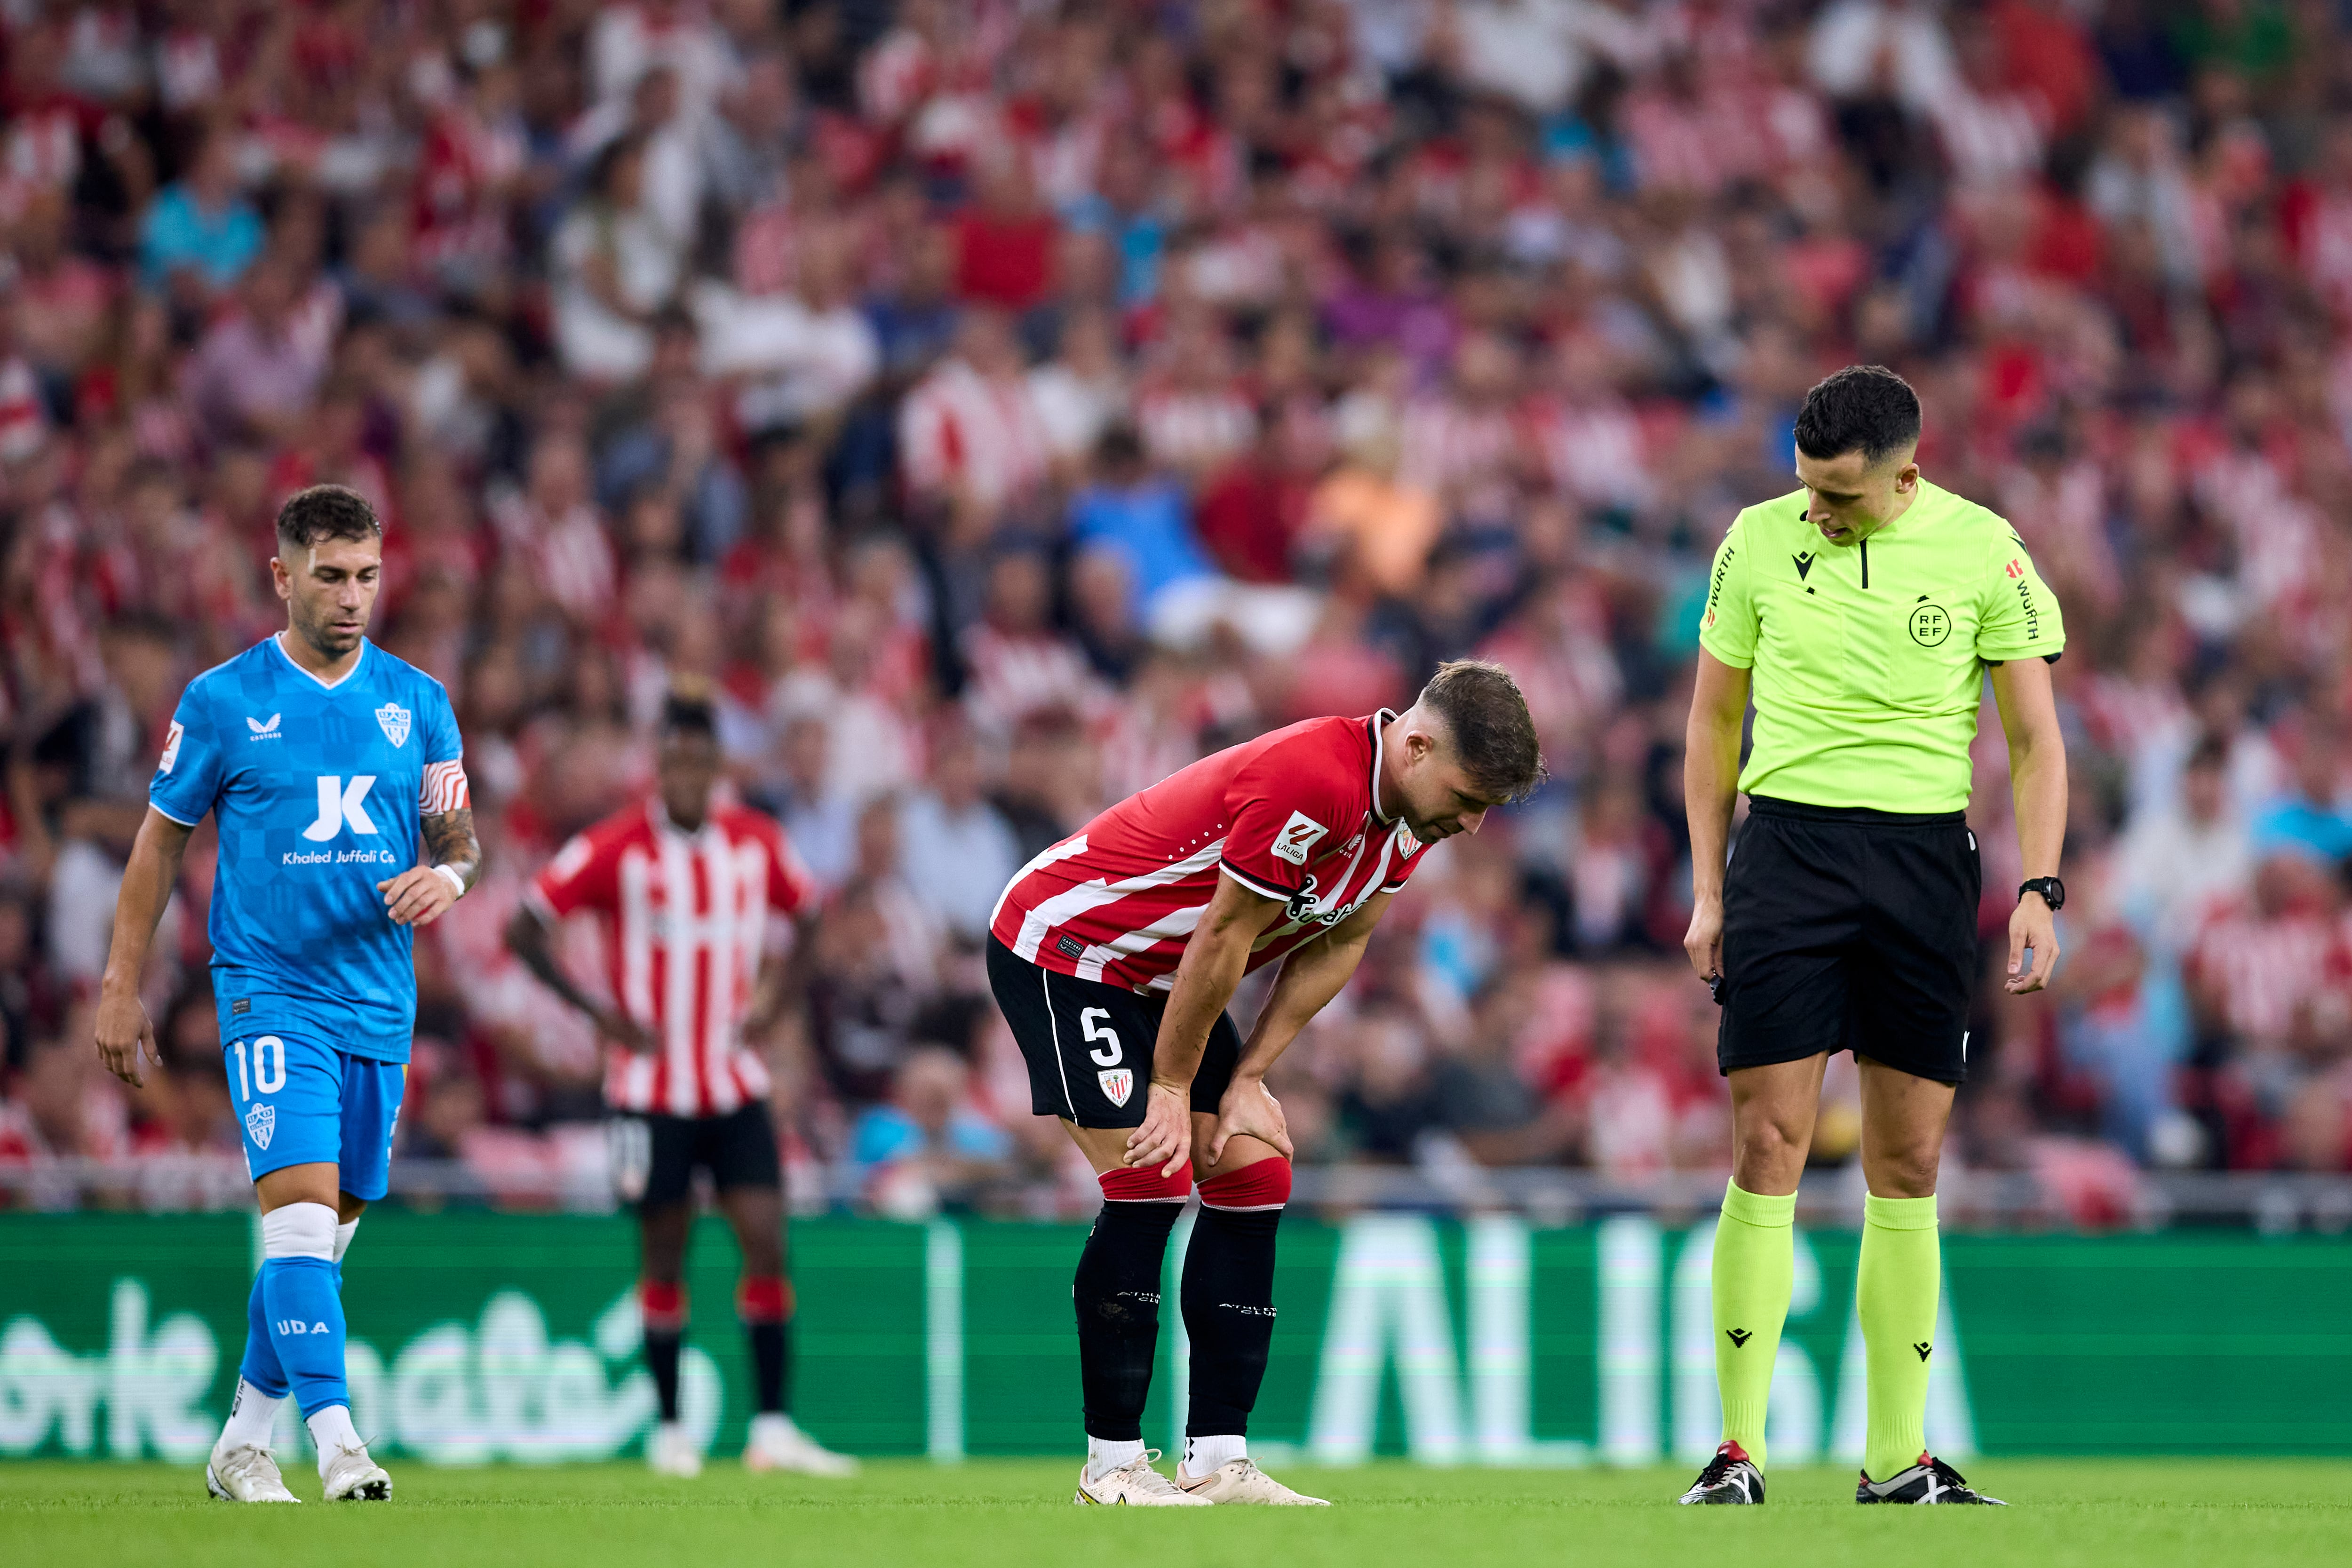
[{"xmin": 225, "ymin": 1033, "xmax": 406, "ymax": 1202}]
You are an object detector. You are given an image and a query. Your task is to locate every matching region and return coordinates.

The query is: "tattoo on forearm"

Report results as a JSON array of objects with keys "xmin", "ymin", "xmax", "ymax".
[{"xmin": 423, "ymin": 808, "xmax": 482, "ymax": 893}]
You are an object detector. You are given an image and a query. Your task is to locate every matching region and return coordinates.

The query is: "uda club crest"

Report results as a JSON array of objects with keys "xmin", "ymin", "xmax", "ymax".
[
  {"xmin": 376, "ymin": 702, "xmax": 412, "ymax": 748},
  {"xmin": 244, "ymin": 1102, "xmax": 276, "ymax": 1151},
  {"xmin": 1097, "ymin": 1068, "xmax": 1134, "ymax": 1107}
]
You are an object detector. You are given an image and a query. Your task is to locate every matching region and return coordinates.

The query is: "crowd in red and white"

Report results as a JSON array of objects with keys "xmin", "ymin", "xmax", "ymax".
[{"xmin": 7, "ymin": 0, "xmax": 2352, "ymax": 1214}]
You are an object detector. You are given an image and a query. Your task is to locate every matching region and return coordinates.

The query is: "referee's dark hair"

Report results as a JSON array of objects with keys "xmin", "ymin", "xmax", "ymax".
[
  {"xmin": 659, "ymin": 688, "xmax": 720, "ymax": 743},
  {"xmin": 1418, "ymin": 660, "xmax": 1548, "ymax": 803},
  {"xmin": 1794, "ymin": 365, "xmax": 1922, "ymax": 466},
  {"xmin": 275, "ymin": 484, "xmax": 383, "ymax": 552}
]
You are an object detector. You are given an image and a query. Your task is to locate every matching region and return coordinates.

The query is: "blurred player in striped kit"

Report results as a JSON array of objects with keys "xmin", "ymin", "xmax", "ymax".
[{"xmin": 506, "ymin": 691, "xmax": 853, "ymax": 1478}]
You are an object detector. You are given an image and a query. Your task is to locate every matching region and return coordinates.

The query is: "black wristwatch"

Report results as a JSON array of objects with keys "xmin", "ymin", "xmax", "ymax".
[{"xmin": 2018, "ymin": 876, "xmax": 2066, "ymax": 911}]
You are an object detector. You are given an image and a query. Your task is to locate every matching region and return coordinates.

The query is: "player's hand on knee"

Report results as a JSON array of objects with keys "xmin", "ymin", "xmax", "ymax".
[
  {"xmin": 1124, "ymin": 1081, "xmax": 1192, "ymax": 1176},
  {"xmin": 1209, "ymin": 1077, "xmax": 1292, "ymax": 1165},
  {"xmin": 93, "ymin": 987, "xmax": 159, "ymax": 1088},
  {"xmin": 378, "ymin": 867, "xmax": 458, "ymax": 928},
  {"xmin": 1684, "ymin": 895, "xmax": 1725, "ymax": 985}
]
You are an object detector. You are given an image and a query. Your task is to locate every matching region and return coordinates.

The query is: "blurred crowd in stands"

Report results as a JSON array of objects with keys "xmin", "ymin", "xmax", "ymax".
[{"xmin": 7, "ymin": 0, "xmax": 2352, "ymax": 1218}]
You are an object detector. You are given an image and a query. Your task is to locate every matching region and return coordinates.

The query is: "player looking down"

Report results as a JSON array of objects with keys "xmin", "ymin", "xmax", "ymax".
[
  {"xmin": 95, "ymin": 484, "xmax": 480, "ymax": 1503},
  {"xmin": 1680, "ymin": 366, "xmax": 2066, "ymax": 1506},
  {"xmin": 505, "ymin": 692, "xmax": 854, "ymax": 1479},
  {"xmin": 988, "ymin": 661, "xmax": 1544, "ymax": 1505}
]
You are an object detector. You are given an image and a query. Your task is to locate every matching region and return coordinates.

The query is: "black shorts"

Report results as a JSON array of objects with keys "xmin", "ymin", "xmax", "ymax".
[
  {"xmin": 607, "ymin": 1102, "xmax": 782, "ymax": 1209},
  {"xmin": 986, "ymin": 936, "xmax": 1242, "ymax": 1128},
  {"xmin": 1716, "ymin": 795, "xmax": 1981, "ymax": 1085}
]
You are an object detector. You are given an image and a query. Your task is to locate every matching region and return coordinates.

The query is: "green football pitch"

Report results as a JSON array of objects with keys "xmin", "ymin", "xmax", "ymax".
[{"xmin": 4, "ymin": 1458, "xmax": 2346, "ymax": 1568}]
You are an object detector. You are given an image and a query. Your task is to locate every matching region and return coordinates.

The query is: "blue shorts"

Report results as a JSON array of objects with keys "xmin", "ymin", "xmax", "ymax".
[{"xmin": 223, "ymin": 1032, "xmax": 406, "ymax": 1200}]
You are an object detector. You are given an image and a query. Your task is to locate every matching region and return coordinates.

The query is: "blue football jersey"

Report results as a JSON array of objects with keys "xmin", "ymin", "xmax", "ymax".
[{"xmin": 150, "ymin": 636, "xmax": 463, "ymax": 1063}]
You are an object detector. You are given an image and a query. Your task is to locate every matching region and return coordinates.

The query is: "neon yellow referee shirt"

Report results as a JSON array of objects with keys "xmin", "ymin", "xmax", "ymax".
[{"xmin": 1697, "ymin": 479, "xmax": 2066, "ymax": 813}]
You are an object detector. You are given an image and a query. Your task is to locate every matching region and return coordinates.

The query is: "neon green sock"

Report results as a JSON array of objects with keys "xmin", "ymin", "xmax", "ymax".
[
  {"xmin": 1712, "ymin": 1180, "xmax": 1796, "ymax": 1468},
  {"xmin": 1858, "ymin": 1192, "xmax": 1940, "ymax": 1481}
]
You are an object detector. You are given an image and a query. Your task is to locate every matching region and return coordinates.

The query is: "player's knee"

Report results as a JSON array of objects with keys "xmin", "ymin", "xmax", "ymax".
[
  {"xmin": 1197, "ymin": 1156, "xmax": 1291, "ymax": 1211},
  {"xmin": 1866, "ymin": 1147, "xmax": 1940, "ymax": 1199},
  {"xmin": 1097, "ymin": 1163, "xmax": 1194, "ymax": 1203},
  {"xmin": 1734, "ymin": 1109, "xmax": 1812, "ymax": 1175}
]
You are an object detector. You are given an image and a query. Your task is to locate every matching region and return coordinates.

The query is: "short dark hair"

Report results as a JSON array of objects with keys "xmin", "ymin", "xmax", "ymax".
[
  {"xmin": 1418, "ymin": 660, "xmax": 1546, "ymax": 804},
  {"xmin": 276, "ymin": 484, "xmax": 383, "ymax": 552},
  {"xmin": 660, "ymin": 692, "xmax": 720, "ymax": 742},
  {"xmin": 1794, "ymin": 365, "xmax": 1922, "ymax": 466}
]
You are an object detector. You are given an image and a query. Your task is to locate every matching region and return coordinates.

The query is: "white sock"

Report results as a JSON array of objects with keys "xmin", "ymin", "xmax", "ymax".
[
  {"xmin": 262, "ymin": 1202, "xmax": 337, "ymax": 1260},
  {"xmin": 1183, "ymin": 1433, "xmax": 1246, "ymax": 1475},
  {"xmin": 308, "ymin": 1403, "xmax": 363, "ymax": 1471},
  {"xmin": 1085, "ymin": 1437, "xmax": 1145, "ymax": 1480},
  {"xmin": 218, "ymin": 1377, "xmax": 284, "ymax": 1451},
  {"xmin": 334, "ymin": 1219, "xmax": 358, "ymax": 1263}
]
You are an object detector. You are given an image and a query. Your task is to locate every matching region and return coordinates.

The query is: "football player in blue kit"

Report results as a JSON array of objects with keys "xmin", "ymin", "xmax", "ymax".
[{"xmin": 95, "ymin": 484, "xmax": 478, "ymax": 1503}]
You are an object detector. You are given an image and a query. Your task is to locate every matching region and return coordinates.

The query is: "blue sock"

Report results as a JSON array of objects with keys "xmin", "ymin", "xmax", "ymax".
[
  {"xmin": 262, "ymin": 1257, "xmax": 348, "ymax": 1418},
  {"xmin": 238, "ymin": 1271, "xmax": 290, "ymax": 1399}
]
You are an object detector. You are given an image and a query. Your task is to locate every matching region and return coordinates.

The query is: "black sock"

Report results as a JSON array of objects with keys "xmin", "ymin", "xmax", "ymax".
[
  {"xmin": 645, "ymin": 1329, "xmax": 683, "ymax": 1423},
  {"xmin": 747, "ymin": 1319, "xmax": 789, "ymax": 1415},
  {"xmin": 1073, "ymin": 1199, "xmax": 1182, "ymax": 1440},
  {"xmin": 1182, "ymin": 1204, "xmax": 1281, "ymax": 1439}
]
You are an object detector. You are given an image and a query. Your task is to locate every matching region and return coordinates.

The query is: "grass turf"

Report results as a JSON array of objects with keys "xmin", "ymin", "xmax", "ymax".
[{"xmin": 4, "ymin": 1458, "xmax": 2346, "ymax": 1568}]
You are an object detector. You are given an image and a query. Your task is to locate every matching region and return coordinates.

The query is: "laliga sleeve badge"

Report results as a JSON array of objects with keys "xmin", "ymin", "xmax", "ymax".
[{"xmin": 1271, "ymin": 811, "xmax": 1328, "ymax": 867}]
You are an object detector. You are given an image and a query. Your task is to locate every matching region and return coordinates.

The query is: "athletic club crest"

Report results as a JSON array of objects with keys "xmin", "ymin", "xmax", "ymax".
[
  {"xmin": 1097, "ymin": 1068, "xmax": 1134, "ymax": 1107},
  {"xmin": 245, "ymin": 1102, "xmax": 276, "ymax": 1150},
  {"xmin": 376, "ymin": 702, "xmax": 412, "ymax": 748}
]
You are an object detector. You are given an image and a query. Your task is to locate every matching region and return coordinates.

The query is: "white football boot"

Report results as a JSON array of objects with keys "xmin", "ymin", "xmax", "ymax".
[
  {"xmin": 318, "ymin": 1438, "xmax": 393, "ymax": 1501},
  {"xmin": 206, "ymin": 1443, "xmax": 300, "ymax": 1503},
  {"xmin": 1073, "ymin": 1450, "xmax": 1213, "ymax": 1506},
  {"xmin": 1176, "ymin": 1458, "xmax": 1330, "ymax": 1505},
  {"xmin": 647, "ymin": 1420, "xmax": 703, "ymax": 1478},
  {"xmin": 743, "ymin": 1413, "xmax": 858, "ymax": 1477}
]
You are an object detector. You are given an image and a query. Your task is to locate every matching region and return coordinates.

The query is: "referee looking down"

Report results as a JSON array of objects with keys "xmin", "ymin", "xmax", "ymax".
[{"xmin": 1677, "ymin": 366, "xmax": 2066, "ymax": 1507}]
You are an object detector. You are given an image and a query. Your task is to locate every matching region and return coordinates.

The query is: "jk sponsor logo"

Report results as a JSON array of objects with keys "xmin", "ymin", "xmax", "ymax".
[{"xmin": 304, "ymin": 775, "xmax": 380, "ymax": 841}]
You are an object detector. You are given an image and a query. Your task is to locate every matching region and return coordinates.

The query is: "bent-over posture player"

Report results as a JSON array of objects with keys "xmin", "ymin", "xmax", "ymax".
[{"xmin": 988, "ymin": 661, "xmax": 1544, "ymax": 1504}]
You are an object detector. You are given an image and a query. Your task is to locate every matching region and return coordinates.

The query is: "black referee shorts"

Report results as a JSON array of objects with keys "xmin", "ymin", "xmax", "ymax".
[
  {"xmin": 1716, "ymin": 795, "xmax": 1981, "ymax": 1085},
  {"xmin": 986, "ymin": 936, "xmax": 1241, "ymax": 1128},
  {"xmin": 607, "ymin": 1102, "xmax": 783, "ymax": 1209}
]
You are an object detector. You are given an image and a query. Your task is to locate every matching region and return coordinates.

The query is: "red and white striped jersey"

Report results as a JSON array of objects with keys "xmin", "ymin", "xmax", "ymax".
[
  {"xmin": 989, "ymin": 710, "xmax": 1429, "ymax": 994},
  {"xmin": 528, "ymin": 799, "xmax": 815, "ymax": 1117}
]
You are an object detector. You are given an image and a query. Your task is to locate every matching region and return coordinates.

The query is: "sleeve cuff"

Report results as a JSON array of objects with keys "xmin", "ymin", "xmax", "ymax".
[
  {"xmin": 1697, "ymin": 636, "xmax": 1754, "ymax": 669},
  {"xmin": 148, "ymin": 800, "xmax": 199, "ymax": 828},
  {"xmin": 1218, "ymin": 860, "xmax": 1294, "ymax": 902}
]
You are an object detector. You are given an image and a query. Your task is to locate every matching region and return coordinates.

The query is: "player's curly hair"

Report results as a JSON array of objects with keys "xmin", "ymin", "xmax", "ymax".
[
  {"xmin": 1794, "ymin": 365, "xmax": 1921, "ymax": 466},
  {"xmin": 276, "ymin": 484, "xmax": 383, "ymax": 551},
  {"xmin": 1418, "ymin": 660, "xmax": 1547, "ymax": 804}
]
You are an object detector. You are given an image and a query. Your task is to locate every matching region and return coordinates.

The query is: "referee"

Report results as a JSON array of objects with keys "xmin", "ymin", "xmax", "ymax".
[{"xmin": 1677, "ymin": 366, "xmax": 2066, "ymax": 1506}]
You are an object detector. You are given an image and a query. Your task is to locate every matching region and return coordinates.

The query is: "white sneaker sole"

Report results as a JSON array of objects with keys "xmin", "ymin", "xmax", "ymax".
[{"xmin": 326, "ymin": 1472, "xmax": 392, "ymax": 1501}]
